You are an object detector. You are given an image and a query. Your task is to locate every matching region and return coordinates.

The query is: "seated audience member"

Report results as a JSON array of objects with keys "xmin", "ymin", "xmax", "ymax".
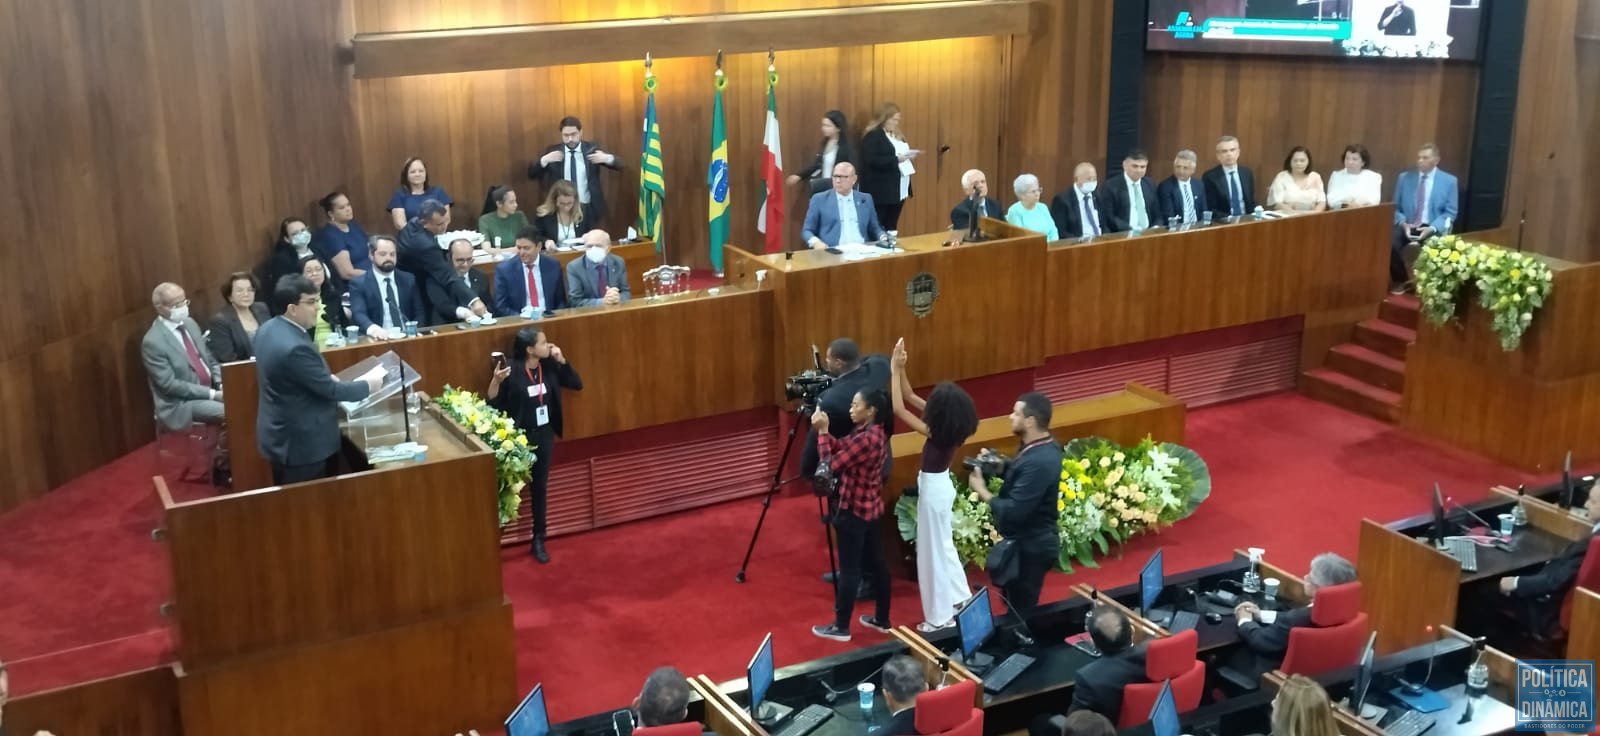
[
  {"xmin": 801, "ymin": 162, "xmax": 884, "ymax": 250},
  {"xmin": 533, "ymin": 180, "xmax": 592, "ymax": 246},
  {"xmin": 429, "ymin": 238, "xmax": 493, "ymax": 325},
  {"xmin": 144, "ymin": 281, "xmax": 224, "ymax": 429},
  {"xmin": 388, "ymin": 156, "xmax": 452, "ymax": 230},
  {"xmin": 350, "ymin": 235, "xmax": 424, "ymax": 340},
  {"xmin": 397, "ymin": 198, "xmax": 487, "ymax": 320},
  {"xmin": 1068, "ymin": 605, "xmax": 1145, "ymax": 721},
  {"xmin": 1267, "ymin": 146, "xmax": 1327, "ymax": 214},
  {"xmin": 312, "ymin": 191, "xmax": 370, "ymax": 282},
  {"xmin": 1030, "ymin": 709, "xmax": 1117, "ymax": 736},
  {"xmin": 207, "ymin": 272, "xmax": 270, "ymax": 363},
  {"xmin": 877, "ymin": 655, "xmax": 929, "ymax": 736},
  {"xmin": 565, "ymin": 230, "xmax": 630, "ymax": 307},
  {"xmin": 1271, "ymin": 674, "xmax": 1341, "ymax": 736},
  {"xmin": 1228, "ymin": 552, "xmax": 1357, "ymax": 678},
  {"xmin": 1050, "ymin": 162, "xmax": 1106, "ymax": 239},
  {"xmin": 299, "ymin": 256, "xmax": 349, "ymax": 345},
  {"xmin": 1006, "ymin": 173, "xmax": 1059, "ymax": 240},
  {"xmin": 1388, "ymin": 143, "xmax": 1458, "ymax": 294},
  {"xmin": 477, "ymin": 185, "xmax": 528, "ymax": 253},
  {"xmin": 532, "ymin": 115, "xmax": 623, "ymax": 222},
  {"xmin": 634, "ymin": 666, "xmax": 692, "ymax": 727},
  {"xmin": 1325, "ymin": 144, "xmax": 1383, "ymax": 210},
  {"xmin": 1202, "ymin": 135, "xmax": 1257, "ymax": 217},
  {"xmin": 950, "ymin": 169, "xmax": 1002, "ymax": 231},
  {"xmin": 1498, "ymin": 483, "xmax": 1600, "ymax": 630},
  {"xmin": 261, "ymin": 217, "xmax": 315, "ymax": 291},
  {"xmin": 494, "ymin": 226, "xmax": 566, "ymax": 317},
  {"xmin": 1101, "ymin": 150, "xmax": 1159, "ymax": 233},
  {"xmin": 1157, "ymin": 150, "xmax": 1210, "ymax": 225}
]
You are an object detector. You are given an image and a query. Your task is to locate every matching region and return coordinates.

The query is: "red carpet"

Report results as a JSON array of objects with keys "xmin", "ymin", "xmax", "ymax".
[{"xmin": 0, "ymin": 392, "xmax": 1543, "ymax": 722}]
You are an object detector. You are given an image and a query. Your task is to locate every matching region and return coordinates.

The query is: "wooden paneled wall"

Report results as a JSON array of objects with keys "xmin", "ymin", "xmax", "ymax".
[
  {"xmin": 1140, "ymin": 54, "xmax": 1479, "ymax": 199},
  {"xmin": 0, "ymin": 0, "xmax": 1112, "ymax": 512}
]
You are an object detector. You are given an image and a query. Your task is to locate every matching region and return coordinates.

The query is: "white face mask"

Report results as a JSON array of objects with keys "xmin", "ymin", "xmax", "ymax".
[
  {"xmin": 584, "ymin": 246, "xmax": 606, "ymax": 264},
  {"xmin": 290, "ymin": 230, "xmax": 312, "ymax": 248},
  {"xmin": 1080, "ymin": 181, "xmax": 1097, "ymax": 194},
  {"xmin": 166, "ymin": 305, "xmax": 190, "ymax": 323}
]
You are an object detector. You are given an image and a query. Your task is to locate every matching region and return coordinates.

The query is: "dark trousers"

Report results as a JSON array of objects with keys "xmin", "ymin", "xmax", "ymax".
[
  {"xmin": 1002, "ymin": 534, "xmax": 1058, "ymax": 622},
  {"xmin": 1390, "ymin": 223, "xmax": 1416, "ymax": 284},
  {"xmin": 875, "ymin": 198, "xmax": 906, "ymax": 232},
  {"xmin": 833, "ymin": 510, "xmax": 891, "ymax": 628},
  {"xmin": 527, "ymin": 425, "xmax": 555, "ymax": 540},
  {"xmin": 271, "ymin": 455, "xmax": 335, "ymax": 486}
]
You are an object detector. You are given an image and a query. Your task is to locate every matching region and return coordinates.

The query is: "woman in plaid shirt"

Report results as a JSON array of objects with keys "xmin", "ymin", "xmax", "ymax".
[{"xmin": 811, "ymin": 389, "xmax": 893, "ymax": 642}]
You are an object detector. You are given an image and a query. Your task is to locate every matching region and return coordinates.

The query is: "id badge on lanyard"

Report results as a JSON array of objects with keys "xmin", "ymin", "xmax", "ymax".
[{"xmin": 526, "ymin": 364, "xmax": 551, "ymax": 427}]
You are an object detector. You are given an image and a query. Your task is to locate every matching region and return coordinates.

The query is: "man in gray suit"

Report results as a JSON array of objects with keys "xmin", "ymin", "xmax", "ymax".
[
  {"xmin": 142, "ymin": 282, "xmax": 225, "ymax": 430},
  {"xmin": 255, "ymin": 275, "xmax": 383, "ymax": 485},
  {"xmin": 565, "ymin": 229, "xmax": 630, "ymax": 307}
]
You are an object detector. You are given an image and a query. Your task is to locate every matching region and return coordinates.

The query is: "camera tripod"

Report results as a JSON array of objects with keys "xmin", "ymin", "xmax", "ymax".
[{"xmin": 735, "ymin": 402, "xmax": 838, "ymax": 593}]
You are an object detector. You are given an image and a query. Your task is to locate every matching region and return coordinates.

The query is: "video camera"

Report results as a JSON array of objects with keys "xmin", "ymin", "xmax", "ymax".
[
  {"xmin": 783, "ymin": 344, "xmax": 833, "ymax": 410},
  {"xmin": 961, "ymin": 448, "xmax": 1011, "ymax": 478}
]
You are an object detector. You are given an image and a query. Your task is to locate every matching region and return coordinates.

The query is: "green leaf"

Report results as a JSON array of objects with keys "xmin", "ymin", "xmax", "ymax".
[
  {"xmin": 1076, "ymin": 545, "xmax": 1100, "ymax": 569},
  {"xmin": 1093, "ymin": 530, "xmax": 1109, "ymax": 555},
  {"xmin": 1056, "ymin": 544, "xmax": 1075, "ymax": 573},
  {"xmin": 895, "ymin": 495, "xmax": 919, "ymax": 543},
  {"xmin": 1161, "ymin": 442, "xmax": 1212, "ymax": 517}
]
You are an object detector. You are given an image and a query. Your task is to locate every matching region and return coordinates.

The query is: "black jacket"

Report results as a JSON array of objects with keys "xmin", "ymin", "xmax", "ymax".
[
  {"xmin": 1069, "ymin": 645, "xmax": 1148, "ymax": 722},
  {"xmin": 530, "ymin": 141, "xmax": 625, "ymax": 219},
  {"xmin": 397, "ymin": 219, "xmax": 478, "ymax": 319},
  {"xmin": 1202, "ymin": 165, "xmax": 1257, "ymax": 216},
  {"xmin": 1228, "ymin": 605, "xmax": 1315, "ymax": 678},
  {"xmin": 533, "ymin": 211, "xmax": 594, "ymax": 246},
  {"xmin": 874, "ymin": 708, "xmax": 917, "ymax": 736},
  {"xmin": 796, "ymin": 142, "xmax": 855, "ymax": 195},
  {"xmin": 1156, "ymin": 176, "xmax": 1210, "ymax": 223},
  {"xmin": 1514, "ymin": 531, "xmax": 1598, "ymax": 599},
  {"xmin": 858, "ymin": 129, "xmax": 910, "ymax": 209},
  {"xmin": 800, "ymin": 354, "xmax": 893, "ymax": 478},
  {"xmin": 1099, "ymin": 174, "xmax": 1160, "ymax": 233},
  {"xmin": 990, "ymin": 439, "xmax": 1064, "ymax": 542},
  {"xmin": 426, "ymin": 268, "xmax": 493, "ymax": 325},
  {"xmin": 489, "ymin": 357, "xmax": 584, "ymax": 438},
  {"xmin": 950, "ymin": 196, "xmax": 1004, "ymax": 231},
  {"xmin": 207, "ymin": 302, "xmax": 272, "ymax": 363},
  {"xmin": 1050, "ymin": 187, "xmax": 1108, "ymax": 240}
]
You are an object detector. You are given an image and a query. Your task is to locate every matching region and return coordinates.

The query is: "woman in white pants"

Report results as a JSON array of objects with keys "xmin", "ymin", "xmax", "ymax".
[{"xmin": 891, "ymin": 339, "xmax": 980, "ymax": 632}]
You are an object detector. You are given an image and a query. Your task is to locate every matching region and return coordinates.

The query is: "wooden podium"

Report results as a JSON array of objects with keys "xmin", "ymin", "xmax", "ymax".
[{"xmin": 153, "ymin": 401, "xmax": 515, "ymax": 735}]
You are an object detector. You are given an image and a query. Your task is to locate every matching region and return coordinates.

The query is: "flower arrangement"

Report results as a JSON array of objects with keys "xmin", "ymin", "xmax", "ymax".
[
  {"xmin": 1414, "ymin": 235, "xmax": 1554, "ymax": 350},
  {"xmin": 895, "ymin": 435, "xmax": 1210, "ymax": 573},
  {"xmin": 438, "ymin": 385, "xmax": 536, "ymax": 526}
]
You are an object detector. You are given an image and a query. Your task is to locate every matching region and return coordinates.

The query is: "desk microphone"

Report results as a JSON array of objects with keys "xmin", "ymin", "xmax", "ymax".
[
  {"xmin": 1397, "ymin": 625, "xmax": 1437, "ymax": 695},
  {"xmin": 1445, "ymin": 496, "xmax": 1503, "ymax": 539},
  {"xmin": 991, "ymin": 586, "xmax": 1040, "ymax": 648}
]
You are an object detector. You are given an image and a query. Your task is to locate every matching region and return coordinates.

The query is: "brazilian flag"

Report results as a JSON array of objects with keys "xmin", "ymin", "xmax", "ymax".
[{"xmin": 707, "ymin": 69, "xmax": 730, "ymax": 274}]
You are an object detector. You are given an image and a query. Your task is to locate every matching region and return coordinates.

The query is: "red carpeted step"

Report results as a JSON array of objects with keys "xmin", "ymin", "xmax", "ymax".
[
  {"xmin": 1379, "ymin": 294, "xmax": 1420, "ymax": 330},
  {"xmin": 1326, "ymin": 343, "xmax": 1407, "ymax": 393},
  {"xmin": 1302, "ymin": 368, "xmax": 1402, "ymax": 423},
  {"xmin": 1353, "ymin": 319, "xmax": 1416, "ymax": 361}
]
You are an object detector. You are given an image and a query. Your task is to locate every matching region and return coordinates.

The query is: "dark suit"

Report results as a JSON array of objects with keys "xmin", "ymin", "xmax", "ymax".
[
  {"xmin": 1514, "ymin": 531, "xmax": 1599, "ymax": 599},
  {"xmin": 1228, "ymin": 605, "xmax": 1315, "ymax": 678},
  {"xmin": 565, "ymin": 253, "xmax": 630, "ymax": 307},
  {"xmin": 531, "ymin": 142, "xmax": 625, "ymax": 220},
  {"xmin": 874, "ymin": 708, "xmax": 917, "ymax": 736},
  {"xmin": 349, "ymin": 270, "xmax": 424, "ymax": 332},
  {"xmin": 1201, "ymin": 165, "xmax": 1257, "ymax": 217},
  {"xmin": 1099, "ymin": 174, "xmax": 1160, "ymax": 233},
  {"xmin": 859, "ymin": 128, "xmax": 910, "ymax": 231},
  {"xmin": 1157, "ymin": 176, "xmax": 1210, "ymax": 224},
  {"xmin": 799, "ymin": 354, "xmax": 894, "ymax": 478},
  {"xmin": 396, "ymin": 219, "xmax": 479, "ymax": 319},
  {"xmin": 493, "ymin": 255, "xmax": 566, "ymax": 317},
  {"xmin": 801, "ymin": 189, "xmax": 884, "ymax": 248},
  {"xmin": 532, "ymin": 211, "xmax": 593, "ymax": 246},
  {"xmin": 1050, "ymin": 186, "xmax": 1107, "ymax": 240},
  {"xmin": 489, "ymin": 356, "xmax": 583, "ymax": 539},
  {"xmin": 207, "ymin": 302, "xmax": 272, "ymax": 363},
  {"xmin": 949, "ymin": 196, "xmax": 1004, "ymax": 231},
  {"xmin": 426, "ymin": 268, "xmax": 492, "ymax": 324},
  {"xmin": 253, "ymin": 315, "xmax": 370, "ymax": 484},
  {"xmin": 990, "ymin": 439, "xmax": 1065, "ymax": 617},
  {"xmin": 1069, "ymin": 646, "xmax": 1148, "ymax": 722},
  {"xmin": 1378, "ymin": 3, "xmax": 1416, "ymax": 35}
]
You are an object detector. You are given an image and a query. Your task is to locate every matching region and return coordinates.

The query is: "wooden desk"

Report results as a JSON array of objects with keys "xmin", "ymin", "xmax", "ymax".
[
  {"xmin": 473, "ymin": 239, "xmax": 659, "ymax": 299},
  {"xmin": 1357, "ymin": 518, "xmax": 1467, "ymax": 654},
  {"xmin": 5, "ymin": 666, "xmax": 179, "ymax": 736}
]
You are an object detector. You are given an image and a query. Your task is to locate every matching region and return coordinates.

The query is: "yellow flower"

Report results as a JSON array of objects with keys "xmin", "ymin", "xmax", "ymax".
[
  {"xmin": 1057, "ymin": 498, "xmax": 1065, "ymax": 511},
  {"xmin": 467, "ymin": 412, "xmax": 480, "ymax": 424},
  {"xmin": 495, "ymin": 428, "xmax": 508, "ymax": 441},
  {"xmin": 1510, "ymin": 268, "xmax": 1521, "ymax": 278},
  {"xmin": 500, "ymin": 439, "xmax": 514, "ymax": 450},
  {"xmin": 1060, "ymin": 469, "xmax": 1069, "ymax": 481},
  {"xmin": 1065, "ymin": 490, "xmax": 1078, "ymax": 501},
  {"xmin": 516, "ymin": 435, "xmax": 529, "ymax": 447},
  {"xmin": 1449, "ymin": 251, "xmax": 1460, "ymax": 262}
]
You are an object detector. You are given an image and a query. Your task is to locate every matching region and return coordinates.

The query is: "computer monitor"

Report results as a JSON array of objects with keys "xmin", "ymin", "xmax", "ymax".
[
  {"xmin": 506, "ymin": 683, "xmax": 549, "ymax": 736},
  {"xmin": 956, "ymin": 587, "xmax": 995, "ymax": 660},
  {"xmin": 1350, "ymin": 631, "xmax": 1379, "ymax": 715},
  {"xmin": 1149, "ymin": 679, "xmax": 1180, "ymax": 736},
  {"xmin": 1140, "ymin": 548, "xmax": 1165, "ymax": 615},
  {"xmin": 748, "ymin": 633, "xmax": 774, "ymax": 718},
  {"xmin": 1430, "ymin": 484, "xmax": 1447, "ymax": 546}
]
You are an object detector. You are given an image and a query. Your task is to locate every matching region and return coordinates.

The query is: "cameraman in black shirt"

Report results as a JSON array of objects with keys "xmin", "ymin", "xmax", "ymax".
[{"xmin": 967, "ymin": 391, "xmax": 1062, "ymax": 644}]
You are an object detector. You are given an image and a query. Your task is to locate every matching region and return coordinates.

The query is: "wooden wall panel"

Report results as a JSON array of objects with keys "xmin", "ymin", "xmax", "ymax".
[
  {"xmin": 1001, "ymin": 0, "xmax": 1114, "ymax": 196},
  {"xmin": 5, "ymin": 666, "xmax": 180, "ymax": 736},
  {"xmin": 1141, "ymin": 54, "xmax": 1479, "ymax": 201}
]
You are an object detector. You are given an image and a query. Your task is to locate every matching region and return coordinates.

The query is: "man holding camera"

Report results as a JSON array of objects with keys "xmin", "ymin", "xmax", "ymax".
[
  {"xmin": 800, "ymin": 337, "xmax": 893, "ymax": 596},
  {"xmin": 966, "ymin": 392, "xmax": 1061, "ymax": 644}
]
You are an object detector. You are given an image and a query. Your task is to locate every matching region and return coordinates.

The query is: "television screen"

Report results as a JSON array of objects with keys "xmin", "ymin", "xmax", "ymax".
[{"xmin": 1146, "ymin": 0, "xmax": 1486, "ymax": 60}]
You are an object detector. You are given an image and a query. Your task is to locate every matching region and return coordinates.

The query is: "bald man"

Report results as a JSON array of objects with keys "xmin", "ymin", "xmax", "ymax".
[
  {"xmin": 949, "ymin": 169, "xmax": 1002, "ymax": 231},
  {"xmin": 801, "ymin": 162, "xmax": 884, "ymax": 250},
  {"xmin": 1050, "ymin": 163, "xmax": 1106, "ymax": 239},
  {"xmin": 564, "ymin": 230, "xmax": 630, "ymax": 307}
]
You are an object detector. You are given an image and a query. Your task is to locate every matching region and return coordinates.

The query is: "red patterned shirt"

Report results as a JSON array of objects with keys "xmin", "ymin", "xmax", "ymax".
[{"xmin": 818, "ymin": 422, "xmax": 887, "ymax": 520}]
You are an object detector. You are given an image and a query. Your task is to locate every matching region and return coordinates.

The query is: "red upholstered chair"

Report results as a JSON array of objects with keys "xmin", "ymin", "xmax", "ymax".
[
  {"xmin": 1557, "ymin": 536, "xmax": 1600, "ymax": 633},
  {"xmin": 634, "ymin": 724, "xmax": 702, "ymax": 736},
  {"xmin": 913, "ymin": 679, "xmax": 982, "ymax": 736},
  {"xmin": 1279, "ymin": 581, "xmax": 1369, "ymax": 676},
  {"xmin": 1117, "ymin": 628, "xmax": 1204, "ymax": 728}
]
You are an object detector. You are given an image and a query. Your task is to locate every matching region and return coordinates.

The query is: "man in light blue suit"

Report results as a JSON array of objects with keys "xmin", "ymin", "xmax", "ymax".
[
  {"xmin": 1390, "ymin": 143, "xmax": 1459, "ymax": 293},
  {"xmin": 802, "ymin": 162, "xmax": 884, "ymax": 250}
]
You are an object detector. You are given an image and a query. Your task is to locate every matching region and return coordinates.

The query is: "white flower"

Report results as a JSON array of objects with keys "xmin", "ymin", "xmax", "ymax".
[
  {"xmin": 1112, "ymin": 451, "xmax": 1126, "ymax": 462},
  {"xmin": 1521, "ymin": 312, "xmax": 1532, "ymax": 323},
  {"xmin": 968, "ymin": 491, "xmax": 979, "ymax": 503},
  {"xmin": 1098, "ymin": 457, "xmax": 1112, "ymax": 468}
]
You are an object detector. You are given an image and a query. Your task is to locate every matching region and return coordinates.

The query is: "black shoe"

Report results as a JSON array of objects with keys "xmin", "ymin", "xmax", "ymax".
[
  {"xmin": 858, "ymin": 615, "xmax": 891, "ymax": 634},
  {"xmin": 532, "ymin": 538, "xmax": 550, "ymax": 564},
  {"xmin": 812, "ymin": 623, "xmax": 851, "ymax": 642}
]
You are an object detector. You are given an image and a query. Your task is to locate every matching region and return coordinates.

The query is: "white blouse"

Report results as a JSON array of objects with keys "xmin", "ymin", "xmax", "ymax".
[
  {"xmin": 890, "ymin": 136, "xmax": 914, "ymax": 201},
  {"xmin": 1326, "ymin": 169, "xmax": 1384, "ymax": 209}
]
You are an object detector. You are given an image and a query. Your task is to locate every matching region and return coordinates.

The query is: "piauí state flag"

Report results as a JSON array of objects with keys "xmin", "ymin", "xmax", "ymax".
[
  {"xmin": 756, "ymin": 76, "xmax": 783, "ymax": 253},
  {"xmin": 707, "ymin": 72, "xmax": 730, "ymax": 273},
  {"xmin": 637, "ymin": 85, "xmax": 665, "ymax": 250}
]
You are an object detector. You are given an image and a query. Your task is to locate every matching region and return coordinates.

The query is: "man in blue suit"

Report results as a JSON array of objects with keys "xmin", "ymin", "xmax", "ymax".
[
  {"xmin": 494, "ymin": 225, "xmax": 566, "ymax": 317},
  {"xmin": 802, "ymin": 162, "xmax": 884, "ymax": 250},
  {"xmin": 255, "ymin": 275, "xmax": 382, "ymax": 485},
  {"xmin": 348, "ymin": 235, "xmax": 424, "ymax": 339},
  {"xmin": 1390, "ymin": 143, "xmax": 1459, "ymax": 293},
  {"xmin": 1157, "ymin": 150, "xmax": 1210, "ymax": 225}
]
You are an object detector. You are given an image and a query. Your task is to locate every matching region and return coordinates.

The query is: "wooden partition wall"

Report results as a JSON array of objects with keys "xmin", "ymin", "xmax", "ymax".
[
  {"xmin": 5, "ymin": 666, "xmax": 180, "ymax": 736},
  {"xmin": 1568, "ymin": 588, "xmax": 1600, "ymax": 665},
  {"xmin": 1354, "ymin": 519, "xmax": 1461, "ymax": 655}
]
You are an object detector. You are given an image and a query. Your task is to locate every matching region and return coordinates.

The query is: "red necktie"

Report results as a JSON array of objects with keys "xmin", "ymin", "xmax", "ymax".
[
  {"xmin": 597, "ymin": 262, "xmax": 609, "ymax": 295},
  {"xmin": 525, "ymin": 264, "xmax": 541, "ymax": 310},
  {"xmin": 179, "ymin": 327, "xmax": 211, "ymax": 387}
]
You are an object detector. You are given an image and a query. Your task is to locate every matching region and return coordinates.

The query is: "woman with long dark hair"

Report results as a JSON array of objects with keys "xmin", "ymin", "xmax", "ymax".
[
  {"xmin": 477, "ymin": 185, "xmax": 528, "ymax": 253},
  {"xmin": 811, "ymin": 387, "xmax": 894, "ymax": 642},
  {"xmin": 890, "ymin": 338, "xmax": 979, "ymax": 632},
  {"xmin": 387, "ymin": 156, "xmax": 452, "ymax": 230},
  {"xmin": 488, "ymin": 327, "xmax": 583, "ymax": 563},
  {"xmin": 787, "ymin": 110, "xmax": 855, "ymax": 195},
  {"xmin": 298, "ymin": 255, "xmax": 349, "ymax": 347},
  {"xmin": 261, "ymin": 216, "xmax": 315, "ymax": 291}
]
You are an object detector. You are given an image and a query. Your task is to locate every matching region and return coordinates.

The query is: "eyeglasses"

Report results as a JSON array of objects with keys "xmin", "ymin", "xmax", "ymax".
[
  {"xmin": 296, "ymin": 297, "xmax": 320, "ymax": 307},
  {"xmin": 831, "ymin": 174, "xmax": 854, "ymax": 180},
  {"xmin": 168, "ymin": 299, "xmax": 191, "ymax": 309}
]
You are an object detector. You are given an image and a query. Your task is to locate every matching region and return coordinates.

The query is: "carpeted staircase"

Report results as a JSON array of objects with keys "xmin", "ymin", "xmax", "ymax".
[{"xmin": 1303, "ymin": 294, "xmax": 1419, "ymax": 422}]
